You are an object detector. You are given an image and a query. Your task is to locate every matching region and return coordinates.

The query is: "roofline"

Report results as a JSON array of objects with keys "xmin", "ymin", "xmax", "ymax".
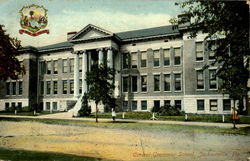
[{"xmin": 38, "ymin": 46, "xmax": 73, "ymax": 53}]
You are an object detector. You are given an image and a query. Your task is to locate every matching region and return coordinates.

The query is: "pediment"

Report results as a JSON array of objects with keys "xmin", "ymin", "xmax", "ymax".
[{"xmin": 70, "ymin": 24, "xmax": 113, "ymax": 40}]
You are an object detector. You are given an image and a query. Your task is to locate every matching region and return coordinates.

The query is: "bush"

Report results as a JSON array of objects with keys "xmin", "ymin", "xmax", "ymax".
[
  {"xmin": 152, "ymin": 105, "xmax": 183, "ymax": 116},
  {"xmin": 78, "ymin": 94, "xmax": 91, "ymax": 116},
  {"xmin": 22, "ymin": 106, "xmax": 34, "ymax": 112}
]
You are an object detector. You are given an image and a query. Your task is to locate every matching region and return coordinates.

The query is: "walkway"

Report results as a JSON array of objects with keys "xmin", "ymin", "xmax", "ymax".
[{"xmin": 0, "ymin": 112, "xmax": 249, "ymax": 128}]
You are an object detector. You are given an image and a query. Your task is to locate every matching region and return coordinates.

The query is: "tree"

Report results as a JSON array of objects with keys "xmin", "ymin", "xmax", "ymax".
[
  {"xmin": 85, "ymin": 64, "xmax": 116, "ymax": 123},
  {"xmin": 0, "ymin": 25, "xmax": 25, "ymax": 81},
  {"xmin": 172, "ymin": 0, "xmax": 249, "ymax": 128}
]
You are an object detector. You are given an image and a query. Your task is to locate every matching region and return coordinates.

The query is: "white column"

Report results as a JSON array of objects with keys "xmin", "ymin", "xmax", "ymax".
[
  {"xmin": 74, "ymin": 52, "xmax": 79, "ymax": 98},
  {"xmin": 98, "ymin": 49, "xmax": 104, "ymax": 65},
  {"xmin": 107, "ymin": 48, "xmax": 113, "ymax": 68},
  {"xmin": 82, "ymin": 51, "xmax": 88, "ymax": 94}
]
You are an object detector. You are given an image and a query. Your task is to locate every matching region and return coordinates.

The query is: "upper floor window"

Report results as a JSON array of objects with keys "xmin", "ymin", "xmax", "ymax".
[
  {"xmin": 18, "ymin": 81, "xmax": 23, "ymax": 95},
  {"xmin": 209, "ymin": 69, "xmax": 217, "ymax": 89},
  {"xmin": 122, "ymin": 76, "xmax": 129, "ymax": 92},
  {"xmin": 153, "ymin": 50, "xmax": 160, "ymax": 67},
  {"xmin": 163, "ymin": 49, "xmax": 170, "ymax": 66},
  {"xmin": 70, "ymin": 80, "xmax": 74, "ymax": 94},
  {"xmin": 53, "ymin": 81, "xmax": 58, "ymax": 94},
  {"xmin": 69, "ymin": 59, "xmax": 74, "ymax": 73},
  {"xmin": 123, "ymin": 53, "xmax": 129, "ymax": 69},
  {"xmin": 53, "ymin": 60, "xmax": 58, "ymax": 74},
  {"xmin": 12, "ymin": 82, "xmax": 16, "ymax": 95},
  {"xmin": 47, "ymin": 61, "xmax": 52, "ymax": 74},
  {"xmin": 174, "ymin": 73, "xmax": 181, "ymax": 91},
  {"xmin": 131, "ymin": 76, "xmax": 138, "ymax": 92},
  {"xmin": 46, "ymin": 81, "xmax": 51, "ymax": 95},
  {"xmin": 62, "ymin": 80, "xmax": 67, "ymax": 94},
  {"xmin": 154, "ymin": 75, "xmax": 160, "ymax": 91},
  {"xmin": 141, "ymin": 75, "xmax": 147, "ymax": 92},
  {"xmin": 141, "ymin": 51, "xmax": 147, "ymax": 68},
  {"xmin": 197, "ymin": 70, "xmax": 204, "ymax": 89},
  {"xmin": 6, "ymin": 82, "xmax": 10, "ymax": 95},
  {"xmin": 196, "ymin": 42, "xmax": 203, "ymax": 61},
  {"xmin": 131, "ymin": 53, "xmax": 138, "ymax": 68},
  {"xmin": 174, "ymin": 48, "xmax": 181, "ymax": 65},
  {"xmin": 208, "ymin": 44, "xmax": 216, "ymax": 60},
  {"xmin": 62, "ymin": 59, "xmax": 67, "ymax": 73},
  {"xmin": 39, "ymin": 61, "xmax": 46, "ymax": 74},
  {"xmin": 164, "ymin": 74, "xmax": 171, "ymax": 91},
  {"xmin": 40, "ymin": 81, "xmax": 44, "ymax": 95}
]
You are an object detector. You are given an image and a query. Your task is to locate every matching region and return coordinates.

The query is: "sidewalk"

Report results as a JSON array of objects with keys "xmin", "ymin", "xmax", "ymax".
[{"xmin": 0, "ymin": 112, "xmax": 249, "ymax": 128}]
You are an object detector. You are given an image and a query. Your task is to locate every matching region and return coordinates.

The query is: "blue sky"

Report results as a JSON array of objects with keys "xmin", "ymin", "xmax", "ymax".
[{"xmin": 0, "ymin": 0, "xmax": 182, "ymax": 47}]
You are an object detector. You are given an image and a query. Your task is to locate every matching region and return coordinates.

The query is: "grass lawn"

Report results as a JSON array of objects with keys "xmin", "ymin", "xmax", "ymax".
[
  {"xmin": 0, "ymin": 147, "xmax": 115, "ymax": 161},
  {"xmin": 0, "ymin": 117, "xmax": 249, "ymax": 135},
  {"xmin": 0, "ymin": 111, "xmax": 63, "ymax": 116}
]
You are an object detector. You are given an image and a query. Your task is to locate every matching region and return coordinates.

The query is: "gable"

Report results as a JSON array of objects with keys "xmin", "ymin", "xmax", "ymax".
[{"xmin": 70, "ymin": 24, "xmax": 113, "ymax": 41}]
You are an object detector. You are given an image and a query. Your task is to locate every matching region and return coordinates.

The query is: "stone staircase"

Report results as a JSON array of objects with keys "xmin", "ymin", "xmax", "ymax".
[{"xmin": 68, "ymin": 95, "xmax": 83, "ymax": 117}]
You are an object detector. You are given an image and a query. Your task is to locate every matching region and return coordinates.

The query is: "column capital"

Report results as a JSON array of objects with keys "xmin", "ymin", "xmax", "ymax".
[
  {"xmin": 105, "ymin": 47, "xmax": 114, "ymax": 51},
  {"xmin": 96, "ymin": 48, "xmax": 103, "ymax": 52},
  {"xmin": 73, "ymin": 50, "xmax": 86, "ymax": 55}
]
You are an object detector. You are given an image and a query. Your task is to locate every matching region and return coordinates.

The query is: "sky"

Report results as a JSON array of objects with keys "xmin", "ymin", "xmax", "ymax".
[{"xmin": 0, "ymin": 0, "xmax": 182, "ymax": 47}]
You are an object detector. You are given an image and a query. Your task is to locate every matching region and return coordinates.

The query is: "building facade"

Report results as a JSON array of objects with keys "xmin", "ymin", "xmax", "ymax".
[{"xmin": 0, "ymin": 24, "xmax": 235, "ymax": 115}]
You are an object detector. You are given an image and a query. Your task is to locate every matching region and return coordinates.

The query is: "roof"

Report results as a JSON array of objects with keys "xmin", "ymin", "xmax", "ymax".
[
  {"xmin": 115, "ymin": 25, "xmax": 179, "ymax": 40},
  {"xmin": 37, "ymin": 41, "xmax": 73, "ymax": 51}
]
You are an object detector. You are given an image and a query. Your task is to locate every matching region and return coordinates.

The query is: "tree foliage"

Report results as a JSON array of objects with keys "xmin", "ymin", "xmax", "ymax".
[
  {"xmin": 0, "ymin": 25, "xmax": 25, "ymax": 81},
  {"xmin": 174, "ymin": 1, "xmax": 249, "ymax": 113},
  {"xmin": 85, "ymin": 64, "xmax": 116, "ymax": 122}
]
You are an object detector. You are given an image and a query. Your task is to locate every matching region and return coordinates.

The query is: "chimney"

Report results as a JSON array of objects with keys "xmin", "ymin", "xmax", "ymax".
[{"xmin": 67, "ymin": 31, "xmax": 77, "ymax": 40}]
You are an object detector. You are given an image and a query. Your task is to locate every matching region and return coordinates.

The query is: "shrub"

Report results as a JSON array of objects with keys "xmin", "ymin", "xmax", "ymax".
[
  {"xmin": 22, "ymin": 106, "xmax": 34, "ymax": 112},
  {"xmin": 154, "ymin": 105, "xmax": 183, "ymax": 116},
  {"xmin": 79, "ymin": 94, "xmax": 91, "ymax": 116}
]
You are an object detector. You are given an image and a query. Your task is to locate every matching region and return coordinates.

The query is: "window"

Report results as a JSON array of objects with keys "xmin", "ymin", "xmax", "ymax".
[
  {"xmin": 79, "ymin": 58, "xmax": 82, "ymax": 72},
  {"xmin": 46, "ymin": 102, "xmax": 50, "ymax": 111},
  {"xmin": 196, "ymin": 42, "xmax": 203, "ymax": 61},
  {"xmin": 174, "ymin": 73, "xmax": 181, "ymax": 91},
  {"xmin": 46, "ymin": 81, "xmax": 51, "ymax": 94},
  {"xmin": 53, "ymin": 102, "xmax": 57, "ymax": 110},
  {"xmin": 53, "ymin": 60, "xmax": 58, "ymax": 74},
  {"xmin": 210, "ymin": 100, "xmax": 218, "ymax": 111},
  {"xmin": 69, "ymin": 59, "xmax": 74, "ymax": 72},
  {"xmin": 5, "ymin": 103, "xmax": 9, "ymax": 109},
  {"xmin": 175, "ymin": 100, "xmax": 181, "ymax": 110},
  {"xmin": 153, "ymin": 50, "xmax": 160, "ymax": 67},
  {"xmin": 141, "ymin": 75, "xmax": 147, "ymax": 92},
  {"xmin": 123, "ymin": 101, "xmax": 128, "ymax": 111},
  {"xmin": 208, "ymin": 44, "xmax": 216, "ymax": 60},
  {"xmin": 62, "ymin": 80, "xmax": 67, "ymax": 94},
  {"xmin": 131, "ymin": 53, "xmax": 137, "ymax": 68},
  {"xmin": 18, "ymin": 81, "xmax": 22, "ymax": 95},
  {"xmin": 154, "ymin": 100, "xmax": 160, "ymax": 109},
  {"xmin": 79, "ymin": 79, "xmax": 82, "ymax": 94},
  {"xmin": 174, "ymin": 48, "xmax": 181, "ymax": 65},
  {"xmin": 197, "ymin": 100, "xmax": 205, "ymax": 111},
  {"xmin": 164, "ymin": 100, "xmax": 171, "ymax": 106},
  {"xmin": 197, "ymin": 70, "xmax": 204, "ymax": 89},
  {"xmin": 132, "ymin": 101, "xmax": 137, "ymax": 110},
  {"xmin": 131, "ymin": 76, "xmax": 137, "ymax": 92},
  {"xmin": 53, "ymin": 81, "xmax": 58, "ymax": 94},
  {"xmin": 62, "ymin": 59, "xmax": 67, "ymax": 73},
  {"xmin": 12, "ymin": 82, "xmax": 16, "ymax": 95},
  {"xmin": 154, "ymin": 75, "xmax": 160, "ymax": 91},
  {"xmin": 11, "ymin": 102, "xmax": 15, "ymax": 108},
  {"xmin": 47, "ymin": 61, "xmax": 52, "ymax": 74},
  {"xmin": 163, "ymin": 49, "xmax": 170, "ymax": 66},
  {"xmin": 6, "ymin": 82, "xmax": 10, "ymax": 95},
  {"xmin": 40, "ymin": 82, "xmax": 44, "ymax": 95},
  {"xmin": 141, "ymin": 101, "xmax": 147, "ymax": 110},
  {"xmin": 141, "ymin": 51, "xmax": 147, "ymax": 68},
  {"xmin": 123, "ymin": 53, "xmax": 129, "ymax": 69},
  {"xmin": 70, "ymin": 80, "xmax": 74, "ymax": 94},
  {"xmin": 17, "ymin": 102, "xmax": 22, "ymax": 109},
  {"xmin": 164, "ymin": 74, "xmax": 171, "ymax": 91},
  {"xmin": 122, "ymin": 76, "xmax": 129, "ymax": 92},
  {"xmin": 209, "ymin": 69, "xmax": 217, "ymax": 89},
  {"xmin": 39, "ymin": 61, "xmax": 46, "ymax": 74},
  {"xmin": 223, "ymin": 99, "xmax": 231, "ymax": 111}
]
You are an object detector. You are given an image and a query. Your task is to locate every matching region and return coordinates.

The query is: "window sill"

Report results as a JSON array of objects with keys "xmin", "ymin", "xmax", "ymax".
[
  {"xmin": 163, "ymin": 91, "xmax": 171, "ymax": 93},
  {"xmin": 174, "ymin": 90, "xmax": 182, "ymax": 92},
  {"xmin": 195, "ymin": 60, "xmax": 204, "ymax": 62},
  {"xmin": 196, "ymin": 89, "xmax": 205, "ymax": 91}
]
